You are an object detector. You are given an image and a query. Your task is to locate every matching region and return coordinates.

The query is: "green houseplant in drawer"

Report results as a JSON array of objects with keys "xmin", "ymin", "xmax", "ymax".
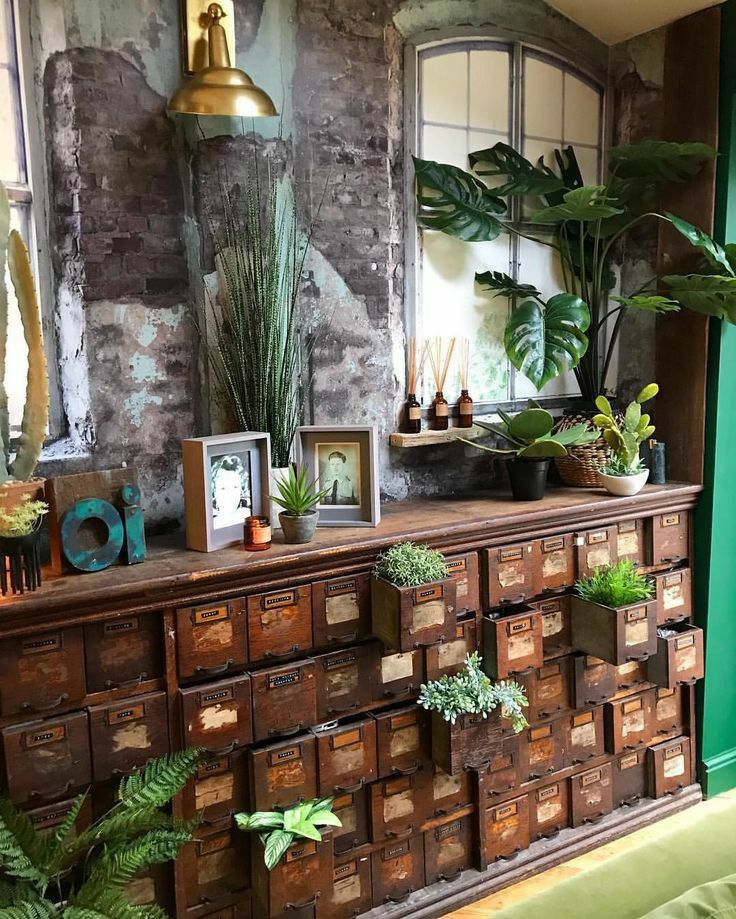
[
  {"xmin": 371, "ymin": 541, "xmax": 456, "ymax": 652},
  {"xmin": 571, "ymin": 561, "xmax": 657, "ymax": 666}
]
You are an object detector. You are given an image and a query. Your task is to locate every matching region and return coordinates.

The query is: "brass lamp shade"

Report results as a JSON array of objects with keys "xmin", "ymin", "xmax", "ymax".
[{"xmin": 168, "ymin": 2, "xmax": 278, "ymax": 117}]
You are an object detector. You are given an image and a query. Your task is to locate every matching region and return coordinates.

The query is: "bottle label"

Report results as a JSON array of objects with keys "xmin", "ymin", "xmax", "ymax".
[
  {"xmin": 249, "ymin": 526, "xmax": 272, "ymax": 545},
  {"xmin": 459, "ymin": 402, "xmax": 473, "ymax": 415},
  {"xmin": 409, "ymin": 406, "xmax": 421, "ymax": 420},
  {"xmin": 435, "ymin": 402, "xmax": 448, "ymax": 417}
]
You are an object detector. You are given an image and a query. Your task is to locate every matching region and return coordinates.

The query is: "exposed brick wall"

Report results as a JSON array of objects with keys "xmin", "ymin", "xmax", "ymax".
[{"xmin": 45, "ymin": 48, "xmax": 186, "ymax": 304}]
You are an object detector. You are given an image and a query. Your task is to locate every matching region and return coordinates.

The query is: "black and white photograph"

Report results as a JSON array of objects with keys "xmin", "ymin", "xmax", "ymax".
[
  {"xmin": 210, "ymin": 452, "xmax": 252, "ymax": 529},
  {"xmin": 316, "ymin": 442, "xmax": 361, "ymax": 507}
]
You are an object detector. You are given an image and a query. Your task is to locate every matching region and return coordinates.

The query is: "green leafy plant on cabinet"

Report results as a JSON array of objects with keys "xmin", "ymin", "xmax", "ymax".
[
  {"xmin": 236, "ymin": 798, "xmax": 342, "ymax": 870},
  {"xmin": 372, "ymin": 541, "xmax": 448, "ymax": 588},
  {"xmin": 575, "ymin": 560, "xmax": 655, "ymax": 608}
]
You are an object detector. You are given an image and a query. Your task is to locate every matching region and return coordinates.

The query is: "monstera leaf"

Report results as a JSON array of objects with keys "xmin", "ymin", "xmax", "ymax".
[
  {"xmin": 662, "ymin": 274, "xmax": 736, "ymax": 322},
  {"xmin": 468, "ymin": 143, "xmax": 567, "ymax": 196},
  {"xmin": 612, "ymin": 295, "xmax": 680, "ymax": 313},
  {"xmin": 475, "ymin": 271, "xmax": 542, "ymax": 300},
  {"xmin": 665, "ymin": 214, "xmax": 734, "ymax": 275},
  {"xmin": 504, "ymin": 293, "xmax": 590, "ymax": 390},
  {"xmin": 531, "ymin": 187, "xmax": 623, "ymax": 225},
  {"xmin": 608, "ymin": 141, "xmax": 716, "ymax": 182},
  {"xmin": 413, "ymin": 157, "xmax": 507, "ymax": 241}
]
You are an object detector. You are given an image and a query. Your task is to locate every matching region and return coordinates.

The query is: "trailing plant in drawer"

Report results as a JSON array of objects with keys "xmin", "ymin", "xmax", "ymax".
[
  {"xmin": 236, "ymin": 797, "xmax": 341, "ymax": 870},
  {"xmin": 0, "ymin": 748, "xmax": 202, "ymax": 918}
]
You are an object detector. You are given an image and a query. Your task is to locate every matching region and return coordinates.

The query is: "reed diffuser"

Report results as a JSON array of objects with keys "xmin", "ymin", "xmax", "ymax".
[
  {"xmin": 402, "ymin": 337, "xmax": 428, "ymax": 434},
  {"xmin": 426, "ymin": 336, "xmax": 456, "ymax": 431},
  {"xmin": 457, "ymin": 337, "xmax": 473, "ymax": 428}
]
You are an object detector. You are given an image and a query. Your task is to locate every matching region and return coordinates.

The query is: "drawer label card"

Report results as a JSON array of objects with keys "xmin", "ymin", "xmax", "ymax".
[
  {"xmin": 542, "ymin": 609, "xmax": 563, "ymax": 637},
  {"xmin": 389, "ymin": 725, "xmax": 420, "ymax": 759},
  {"xmin": 195, "ymin": 770, "xmax": 235, "ymax": 810},
  {"xmin": 619, "ymin": 752, "xmax": 640, "ymax": 770},
  {"xmin": 193, "ymin": 606, "xmax": 229, "ymax": 625},
  {"xmin": 625, "ymin": 617, "xmax": 650, "ymax": 647},
  {"xmin": 325, "ymin": 593, "xmax": 359, "ymax": 625},
  {"xmin": 663, "ymin": 753, "xmax": 686, "ymax": 778},
  {"xmin": 383, "ymin": 789, "xmax": 414, "ymax": 822},
  {"xmin": 571, "ymin": 720, "xmax": 597, "ymax": 749},
  {"xmin": 22, "ymin": 634, "xmax": 62, "ymax": 655},
  {"xmin": 622, "ymin": 707, "xmax": 645, "ymax": 737},
  {"xmin": 103, "ymin": 618, "xmax": 139, "ymax": 634},
  {"xmin": 586, "ymin": 547, "xmax": 611, "ymax": 569},
  {"xmin": 617, "ymin": 531, "xmax": 641, "ymax": 558},
  {"xmin": 498, "ymin": 564, "xmax": 525, "ymax": 589},
  {"xmin": 434, "ymin": 769, "xmax": 462, "ymax": 801},
  {"xmin": 25, "ymin": 724, "xmax": 66, "ymax": 747},
  {"xmin": 437, "ymin": 638, "xmax": 467, "ymax": 670},
  {"xmin": 507, "ymin": 630, "xmax": 535, "ymax": 660},
  {"xmin": 542, "ymin": 552, "xmax": 568, "ymax": 580},
  {"xmin": 411, "ymin": 599, "xmax": 445, "ymax": 633},
  {"xmin": 333, "ymin": 728, "xmax": 362, "ymax": 750},
  {"xmin": 333, "ymin": 870, "xmax": 362, "ymax": 906},
  {"xmin": 381, "ymin": 652, "xmax": 414, "ymax": 685},
  {"xmin": 268, "ymin": 670, "xmax": 301, "ymax": 690},
  {"xmin": 676, "ymin": 643, "xmax": 698, "ymax": 672}
]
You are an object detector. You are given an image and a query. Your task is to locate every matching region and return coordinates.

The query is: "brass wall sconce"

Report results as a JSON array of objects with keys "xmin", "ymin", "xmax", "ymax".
[{"xmin": 168, "ymin": 1, "xmax": 278, "ymax": 117}]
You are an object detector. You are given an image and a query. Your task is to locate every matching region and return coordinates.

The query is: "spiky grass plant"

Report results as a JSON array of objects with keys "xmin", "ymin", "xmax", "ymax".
[
  {"xmin": 575, "ymin": 559, "xmax": 654, "ymax": 607},
  {"xmin": 373, "ymin": 541, "xmax": 447, "ymax": 588},
  {"xmin": 419, "ymin": 652, "xmax": 528, "ymax": 731},
  {"xmin": 203, "ymin": 157, "xmax": 317, "ymax": 468},
  {"xmin": 272, "ymin": 465, "xmax": 331, "ymax": 516},
  {"xmin": 0, "ymin": 748, "xmax": 203, "ymax": 919}
]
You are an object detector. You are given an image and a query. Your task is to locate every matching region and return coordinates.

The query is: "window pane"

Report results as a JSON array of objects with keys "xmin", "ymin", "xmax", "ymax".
[
  {"xmin": 422, "ymin": 51, "xmax": 467, "ymax": 126},
  {"xmin": 0, "ymin": 1, "xmax": 26, "ymax": 184},
  {"xmin": 564, "ymin": 73, "xmax": 601, "ymax": 147},
  {"xmin": 6, "ymin": 204, "xmax": 31, "ymax": 430},
  {"xmin": 469, "ymin": 50, "xmax": 509, "ymax": 133},
  {"xmin": 524, "ymin": 57, "xmax": 563, "ymax": 140},
  {"xmin": 574, "ymin": 145, "xmax": 600, "ymax": 185},
  {"xmin": 422, "ymin": 123, "xmax": 467, "ymax": 168}
]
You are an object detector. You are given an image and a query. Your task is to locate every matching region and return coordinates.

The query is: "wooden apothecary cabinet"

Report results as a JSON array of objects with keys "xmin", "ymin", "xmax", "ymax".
[
  {"xmin": 530, "ymin": 779, "xmax": 570, "ymax": 840},
  {"xmin": 424, "ymin": 814, "xmax": 474, "ymax": 884},
  {"xmin": 371, "ymin": 575, "xmax": 456, "ymax": 652},
  {"xmin": 571, "ymin": 597, "xmax": 657, "ymax": 666},
  {"xmin": 314, "ymin": 717, "xmax": 377, "ymax": 795},
  {"xmin": 248, "ymin": 734, "xmax": 317, "ymax": 811},
  {"xmin": 312, "ymin": 573, "xmax": 371, "ymax": 648},
  {"xmin": 483, "ymin": 604, "xmax": 543, "ymax": 678},
  {"xmin": 571, "ymin": 762, "xmax": 613, "ymax": 826},
  {"xmin": 176, "ymin": 599, "xmax": 247, "ymax": 682}
]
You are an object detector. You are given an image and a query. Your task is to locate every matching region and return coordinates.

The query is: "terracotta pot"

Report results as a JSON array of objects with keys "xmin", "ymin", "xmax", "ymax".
[{"xmin": 279, "ymin": 510, "xmax": 318, "ymax": 544}]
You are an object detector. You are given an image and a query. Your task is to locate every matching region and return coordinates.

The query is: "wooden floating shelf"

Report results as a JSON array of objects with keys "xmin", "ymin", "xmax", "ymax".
[{"xmin": 389, "ymin": 423, "xmax": 490, "ymax": 448}]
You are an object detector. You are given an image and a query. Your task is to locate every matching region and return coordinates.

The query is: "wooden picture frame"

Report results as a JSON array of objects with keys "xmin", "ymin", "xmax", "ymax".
[
  {"xmin": 296, "ymin": 425, "xmax": 380, "ymax": 527},
  {"xmin": 182, "ymin": 433, "xmax": 271, "ymax": 552}
]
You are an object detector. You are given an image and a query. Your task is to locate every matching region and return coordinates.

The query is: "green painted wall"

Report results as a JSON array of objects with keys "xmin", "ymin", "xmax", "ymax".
[{"xmin": 697, "ymin": 0, "xmax": 736, "ymax": 797}]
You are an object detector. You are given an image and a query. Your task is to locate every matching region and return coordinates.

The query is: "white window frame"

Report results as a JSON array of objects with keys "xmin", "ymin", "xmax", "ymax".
[{"xmin": 405, "ymin": 33, "xmax": 608, "ymax": 415}]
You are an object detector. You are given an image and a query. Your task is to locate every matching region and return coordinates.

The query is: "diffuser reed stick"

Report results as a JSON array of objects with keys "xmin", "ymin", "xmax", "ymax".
[
  {"xmin": 457, "ymin": 337, "xmax": 473, "ymax": 428},
  {"xmin": 427, "ymin": 336, "xmax": 455, "ymax": 431},
  {"xmin": 402, "ymin": 337, "xmax": 429, "ymax": 434}
]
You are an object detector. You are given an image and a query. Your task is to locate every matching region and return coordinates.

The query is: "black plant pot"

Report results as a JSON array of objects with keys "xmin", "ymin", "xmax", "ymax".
[
  {"xmin": 506, "ymin": 458, "xmax": 550, "ymax": 501},
  {"xmin": 0, "ymin": 526, "xmax": 43, "ymax": 595}
]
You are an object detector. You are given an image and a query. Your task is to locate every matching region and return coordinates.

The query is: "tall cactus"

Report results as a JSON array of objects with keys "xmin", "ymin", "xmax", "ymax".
[{"xmin": 0, "ymin": 182, "xmax": 49, "ymax": 485}]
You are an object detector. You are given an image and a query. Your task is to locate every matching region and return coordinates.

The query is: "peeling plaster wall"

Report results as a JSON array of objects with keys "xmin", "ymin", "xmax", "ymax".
[{"xmin": 27, "ymin": 0, "xmax": 663, "ymax": 526}]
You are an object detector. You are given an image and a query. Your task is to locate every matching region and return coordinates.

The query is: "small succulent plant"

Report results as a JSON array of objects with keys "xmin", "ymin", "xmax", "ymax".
[
  {"xmin": 373, "ymin": 541, "xmax": 447, "ymax": 588},
  {"xmin": 575, "ymin": 560, "xmax": 654, "ymax": 608},
  {"xmin": 595, "ymin": 383, "xmax": 658, "ymax": 475},
  {"xmin": 272, "ymin": 465, "xmax": 331, "ymax": 516}
]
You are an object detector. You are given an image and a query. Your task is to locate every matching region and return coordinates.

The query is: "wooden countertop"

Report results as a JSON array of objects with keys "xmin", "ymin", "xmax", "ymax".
[{"xmin": 0, "ymin": 483, "xmax": 701, "ymax": 634}]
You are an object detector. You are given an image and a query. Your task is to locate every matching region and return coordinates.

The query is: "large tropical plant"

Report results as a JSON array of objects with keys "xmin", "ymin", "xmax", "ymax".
[{"xmin": 414, "ymin": 140, "xmax": 736, "ymax": 402}]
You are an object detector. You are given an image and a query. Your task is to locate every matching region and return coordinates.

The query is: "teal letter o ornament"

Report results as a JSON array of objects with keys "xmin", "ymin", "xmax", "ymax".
[{"xmin": 61, "ymin": 498, "xmax": 125, "ymax": 572}]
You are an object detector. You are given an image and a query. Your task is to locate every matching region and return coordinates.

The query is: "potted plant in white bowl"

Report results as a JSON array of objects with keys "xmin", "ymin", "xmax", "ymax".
[
  {"xmin": 272, "ymin": 464, "xmax": 331, "ymax": 545},
  {"xmin": 594, "ymin": 384, "xmax": 658, "ymax": 497}
]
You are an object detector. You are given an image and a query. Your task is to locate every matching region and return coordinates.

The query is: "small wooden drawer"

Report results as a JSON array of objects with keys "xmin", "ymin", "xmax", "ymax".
[
  {"xmin": 369, "ymin": 768, "xmax": 432, "ymax": 841},
  {"xmin": 252, "ymin": 835, "xmax": 331, "ymax": 918},
  {"xmin": 613, "ymin": 747, "xmax": 647, "ymax": 807},
  {"xmin": 530, "ymin": 780, "xmax": 570, "ymax": 840},
  {"xmin": 647, "ymin": 623, "xmax": 704, "ymax": 689},
  {"xmin": 431, "ymin": 765, "xmax": 473, "ymax": 816},
  {"xmin": 575, "ymin": 527, "xmax": 616, "ymax": 577},
  {"xmin": 604, "ymin": 688, "xmax": 656, "ymax": 753},
  {"xmin": 314, "ymin": 642, "xmax": 379, "ymax": 722},
  {"xmin": 476, "ymin": 735, "xmax": 523, "ymax": 799},
  {"xmin": 654, "ymin": 686, "xmax": 686, "ymax": 737},
  {"xmin": 332, "ymin": 786, "xmax": 370, "ymax": 856},
  {"xmin": 571, "ymin": 762, "xmax": 613, "ymax": 827},
  {"xmin": 325, "ymin": 854, "xmax": 371, "ymax": 919},
  {"xmin": 249, "ymin": 659, "xmax": 317, "ymax": 741},
  {"xmin": 483, "ymin": 604, "xmax": 543, "ymax": 678},
  {"xmin": 371, "ymin": 834, "xmax": 425, "ymax": 906},
  {"xmin": 195, "ymin": 898, "xmax": 251, "ymax": 919},
  {"xmin": 424, "ymin": 813, "xmax": 473, "ymax": 884},
  {"xmin": 246, "ymin": 585, "xmax": 313, "ymax": 663},
  {"xmin": 84, "ymin": 615, "xmax": 162, "ymax": 693},
  {"xmin": 519, "ymin": 656, "xmax": 572, "ymax": 722},
  {"xmin": 184, "ymin": 822, "xmax": 249, "ymax": 910},
  {"xmin": 180, "ymin": 674, "xmax": 253, "ymax": 753},
  {"xmin": 647, "ymin": 735, "xmax": 692, "ymax": 797},
  {"xmin": 25, "ymin": 794, "xmax": 93, "ymax": 837},
  {"xmin": 0, "ymin": 628, "xmax": 86, "ymax": 717},
  {"xmin": 314, "ymin": 717, "xmax": 378, "ymax": 796},
  {"xmin": 88, "ymin": 691, "xmax": 169, "ymax": 781},
  {"xmin": 573, "ymin": 654, "xmax": 617, "ymax": 708},
  {"xmin": 312, "ymin": 572, "xmax": 371, "ymax": 648},
  {"xmin": 2, "ymin": 711, "xmax": 91, "ymax": 804},
  {"xmin": 430, "ymin": 709, "xmax": 503, "ymax": 775},
  {"xmin": 181, "ymin": 749, "xmax": 248, "ymax": 824},
  {"xmin": 248, "ymin": 734, "xmax": 317, "ymax": 811},
  {"xmin": 520, "ymin": 719, "xmax": 565, "ymax": 781},
  {"xmin": 176, "ymin": 599, "xmax": 247, "ymax": 682},
  {"xmin": 565, "ymin": 707, "xmax": 605, "ymax": 765},
  {"xmin": 424, "ymin": 613, "xmax": 477, "ymax": 682},
  {"xmin": 571, "ymin": 597, "xmax": 657, "ymax": 666},
  {"xmin": 480, "ymin": 794, "xmax": 530, "ymax": 866},
  {"xmin": 371, "ymin": 576, "xmax": 456, "ymax": 653},
  {"xmin": 375, "ymin": 649, "xmax": 423, "ymax": 702},
  {"xmin": 374, "ymin": 704, "xmax": 429, "ymax": 778},
  {"xmin": 484, "ymin": 543, "xmax": 538, "ymax": 608},
  {"xmin": 125, "ymin": 865, "xmax": 173, "ymax": 913},
  {"xmin": 651, "ymin": 511, "xmax": 690, "ymax": 567},
  {"xmin": 445, "ymin": 552, "xmax": 481, "ymax": 617},
  {"xmin": 532, "ymin": 595, "xmax": 573, "ymax": 658},
  {"xmin": 655, "ymin": 568, "xmax": 692, "ymax": 625},
  {"xmin": 615, "ymin": 658, "xmax": 648, "ymax": 693},
  {"xmin": 616, "ymin": 519, "xmax": 646, "ymax": 566},
  {"xmin": 538, "ymin": 534, "xmax": 575, "ymax": 594}
]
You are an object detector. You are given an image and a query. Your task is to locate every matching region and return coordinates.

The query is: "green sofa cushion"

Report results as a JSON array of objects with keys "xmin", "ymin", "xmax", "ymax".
[
  {"xmin": 494, "ymin": 795, "xmax": 736, "ymax": 919},
  {"xmin": 642, "ymin": 874, "xmax": 736, "ymax": 918}
]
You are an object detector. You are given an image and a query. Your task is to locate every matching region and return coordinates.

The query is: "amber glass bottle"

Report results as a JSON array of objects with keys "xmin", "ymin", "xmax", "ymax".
[
  {"xmin": 432, "ymin": 391, "xmax": 449, "ymax": 430},
  {"xmin": 402, "ymin": 393, "xmax": 422, "ymax": 434},
  {"xmin": 458, "ymin": 389, "xmax": 473, "ymax": 428}
]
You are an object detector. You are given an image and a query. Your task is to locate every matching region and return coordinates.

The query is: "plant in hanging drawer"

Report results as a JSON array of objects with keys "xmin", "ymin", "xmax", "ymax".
[
  {"xmin": 594, "ymin": 383, "xmax": 658, "ymax": 495},
  {"xmin": 373, "ymin": 541, "xmax": 447, "ymax": 588},
  {"xmin": 236, "ymin": 798, "xmax": 342, "ymax": 870},
  {"xmin": 575, "ymin": 560, "xmax": 654, "ymax": 608},
  {"xmin": 0, "ymin": 748, "xmax": 203, "ymax": 917}
]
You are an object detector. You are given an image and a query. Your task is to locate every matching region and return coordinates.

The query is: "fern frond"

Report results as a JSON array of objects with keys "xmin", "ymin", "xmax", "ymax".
[
  {"xmin": 53, "ymin": 795, "xmax": 88, "ymax": 849},
  {"xmin": 116, "ymin": 750, "xmax": 203, "ymax": 811},
  {"xmin": 66, "ymin": 891, "xmax": 157, "ymax": 919},
  {"xmin": 0, "ymin": 881, "xmax": 42, "ymax": 908},
  {"xmin": 0, "ymin": 799, "xmax": 49, "ymax": 887},
  {"xmin": 0, "ymin": 900, "xmax": 59, "ymax": 919}
]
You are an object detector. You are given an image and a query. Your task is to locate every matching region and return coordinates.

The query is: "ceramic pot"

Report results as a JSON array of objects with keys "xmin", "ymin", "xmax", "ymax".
[
  {"xmin": 598, "ymin": 468, "xmax": 650, "ymax": 497},
  {"xmin": 279, "ymin": 510, "xmax": 319, "ymax": 544},
  {"xmin": 506, "ymin": 458, "xmax": 550, "ymax": 501}
]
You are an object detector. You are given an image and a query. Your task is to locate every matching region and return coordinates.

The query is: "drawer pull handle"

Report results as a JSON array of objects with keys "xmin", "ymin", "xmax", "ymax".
[
  {"xmin": 496, "ymin": 846, "xmax": 522, "ymax": 862},
  {"xmin": 665, "ymin": 784, "xmax": 686, "ymax": 797},
  {"xmin": 512, "ymin": 666, "xmax": 536, "ymax": 676},
  {"xmin": 333, "ymin": 840, "xmax": 359, "ymax": 857},
  {"xmin": 499, "ymin": 595, "xmax": 526, "ymax": 605},
  {"xmin": 385, "ymin": 827, "xmax": 413, "ymax": 840},
  {"xmin": 433, "ymin": 803, "xmax": 465, "ymax": 817},
  {"xmin": 194, "ymin": 659, "xmax": 234, "ymax": 677},
  {"xmin": 621, "ymin": 795, "xmax": 640, "ymax": 807},
  {"xmin": 22, "ymin": 694, "xmax": 69, "ymax": 713},
  {"xmin": 30, "ymin": 781, "xmax": 73, "ymax": 802},
  {"xmin": 286, "ymin": 895, "xmax": 319, "ymax": 910},
  {"xmin": 104, "ymin": 673, "xmax": 148, "ymax": 690},
  {"xmin": 463, "ymin": 759, "xmax": 491, "ymax": 771},
  {"xmin": 268, "ymin": 722, "xmax": 304, "ymax": 738},
  {"xmin": 681, "ymin": 678, "xmax": 699, "ymax": 687},
  {"xmin": 627, "ymin": 654, "xmax": 650, "ymax": 663},
  {"xmin": 661, "ymin": 555, "xmax": 686, "ymax": 565},
  {"xmin": 663, "ymin": 615, "xmax": 687, "ymax": 626},
  {"xmin": 540, "ymin": 827, "xmax": 561, "ymax": 840},
  {"xmin": 264, "ymin": 645, "xmax": 300, "ymax": 659},
  {"xmin": 385, "ymin": 888, "xmax": 413, "ymax": 904},
  {"xmin": 543, "ymin": 585, "xmax": 570, "ymax": 595},
  {"xmin": 539, "ymin": 706, "xmax": 563, "ymax": 718},
  {"xmin": 529, "ymin": 768, "xmax": 554, "ymax": 780},
  {"xmin": 334, "ymin": 780, "xmax": 365, "ymax": 794},
  {"xmin": 383, "ymin": 685, "xmax": 413, "ymax": 699},
  {"xmin": 328, "ymin": 702, "xmax": 359, "ymax": 715},
  {"xmin": 415, "ymin": 637, "xmax": 445, "ymax": 649},
  {"xmin": 391, "ymin": 762, "xmax": 420, "ymax": 777},
  {"xmin": 438, "ymin": 869, "xmax": 462, "ymax": 883},
  {"xmin": 583, "ymin": 813, "xmax": 605, "ymax": 825},
  {"xmin": 328, "ymin": 631, "xmax": 358, "ymax": 645},
  {"xmin": 207, "ymin": 741, "xmax": 238, "ymax": 757}
]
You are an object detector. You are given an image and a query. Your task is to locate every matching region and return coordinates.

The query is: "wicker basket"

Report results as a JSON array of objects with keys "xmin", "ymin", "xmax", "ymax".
[{"xmin": 554, "ymin": 408, "xmax": 623, "ymax": 488}]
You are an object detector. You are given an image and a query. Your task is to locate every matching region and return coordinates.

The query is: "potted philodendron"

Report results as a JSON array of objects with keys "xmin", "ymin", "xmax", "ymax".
[
  {"xmin": 458, "ymin": 405, "xmax": 599, "ymax": 501},
  {"xmin": 419, "ymin": 651, "xmax": 528, "ymax": 775},
  {"xmin": 0, "ymin": 495, "xmax": 48, "ymax": 594},
  {"xmin": 371, "ymin": 541, "xmax": 455, "ymax": 652},
  {"xmin": 571, "ymin": 560, "xmax": 657, "ymax": 666},
  {"xmin": 594, "ymin": 383, "xmax": 658, "ymax": 496},
  {"xmin": 272, "ymin": 465, "xmax": 331, "ymax": 545}
]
